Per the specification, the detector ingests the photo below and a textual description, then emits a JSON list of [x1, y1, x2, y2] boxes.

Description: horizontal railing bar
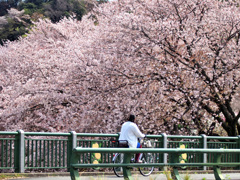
[[73, 148, 240, 154], [145, 135, 163, 138], [169, 141, 199, 143], [77, 139, 114, 142], [76, 133, 119, 137], [0, 138, 15, 140], [25, 138, 68, 141], [25, 167, 66, 169], [207, 136, 239, 140], [167, 135, 202, 139], [25, 132, 119, 137], [207, 142, 237, 144], [0, 167, 15, 169], [71, 162, 240, 168], [167, 135, 239, 140], [0, 132, 18, 135], [25, 132, 71, 136]]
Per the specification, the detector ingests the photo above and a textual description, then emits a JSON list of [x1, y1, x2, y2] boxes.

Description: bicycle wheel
[[113, 153, 124, 177], [139, 153, 154, 176]]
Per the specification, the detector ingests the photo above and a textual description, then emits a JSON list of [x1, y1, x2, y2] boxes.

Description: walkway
[[8, 172, 240, 180]]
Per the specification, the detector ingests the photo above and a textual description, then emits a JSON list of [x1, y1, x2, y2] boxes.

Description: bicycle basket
[[142, 140, 153, 148]]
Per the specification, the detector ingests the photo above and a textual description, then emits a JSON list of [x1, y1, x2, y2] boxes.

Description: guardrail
[[0, 130, 119, 172], [70, 148, 240, 180], [0, 130, 240, 173]]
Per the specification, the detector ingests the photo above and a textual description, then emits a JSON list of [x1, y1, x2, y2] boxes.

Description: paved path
[[8, 173, 240, 180]]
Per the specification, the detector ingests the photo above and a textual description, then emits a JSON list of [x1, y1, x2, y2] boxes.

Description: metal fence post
[[14, 130, 25, 173], [201, 134, 207, 170], [67, 131, 77, 171], [237, 135, 240, 170], [161, 133, 167, 171]]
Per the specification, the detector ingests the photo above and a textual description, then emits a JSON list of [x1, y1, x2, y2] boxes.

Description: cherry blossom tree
[[0, 0, 240, 136]]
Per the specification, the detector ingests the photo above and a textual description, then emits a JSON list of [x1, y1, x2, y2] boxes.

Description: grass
[[0, 174, 27, 180], [163, 168, 173, 180], [225, 174, 231, 180], [163, 167, 194, 180], [183, 172, 192, 180], [90, 176, 105, 180], [149, 176, 158, 180]]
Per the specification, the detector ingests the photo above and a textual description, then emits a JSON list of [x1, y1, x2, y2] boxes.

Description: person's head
[[128, 114, 135, 122]]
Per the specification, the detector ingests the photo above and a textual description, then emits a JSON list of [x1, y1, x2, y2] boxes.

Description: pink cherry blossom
[[0, 0, 240, 136]]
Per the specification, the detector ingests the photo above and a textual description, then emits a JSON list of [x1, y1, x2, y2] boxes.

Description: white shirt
[[119, 121, 145, 148]]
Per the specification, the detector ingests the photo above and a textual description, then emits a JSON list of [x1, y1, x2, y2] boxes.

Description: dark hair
[[128, 114, 135, 122]]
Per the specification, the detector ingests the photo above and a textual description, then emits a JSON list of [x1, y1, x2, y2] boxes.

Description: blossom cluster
[[0, 0, 240, 135]]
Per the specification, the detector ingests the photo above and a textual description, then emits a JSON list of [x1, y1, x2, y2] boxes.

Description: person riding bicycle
[[118, 114, 145, 162]]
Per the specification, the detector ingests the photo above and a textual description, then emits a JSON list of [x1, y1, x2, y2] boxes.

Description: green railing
[[70, 148, 240, 180], [0, 132, 17, 170], [0, 130, 240, 173]]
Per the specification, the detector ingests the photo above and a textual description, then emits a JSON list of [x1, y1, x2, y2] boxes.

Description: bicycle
[[112, 139, 154, 177]]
